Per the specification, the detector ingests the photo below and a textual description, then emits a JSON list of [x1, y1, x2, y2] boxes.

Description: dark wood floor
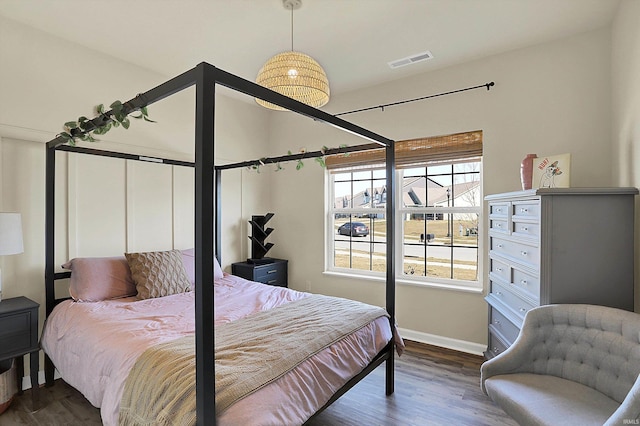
[[3, 341, 514, 425]]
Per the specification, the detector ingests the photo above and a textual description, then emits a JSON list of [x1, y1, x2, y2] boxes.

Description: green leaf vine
[[248, 144, 348, 173], [60, 100, 155, 146]]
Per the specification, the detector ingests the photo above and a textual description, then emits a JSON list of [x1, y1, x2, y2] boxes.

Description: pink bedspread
[[41, 274, 393, 426]]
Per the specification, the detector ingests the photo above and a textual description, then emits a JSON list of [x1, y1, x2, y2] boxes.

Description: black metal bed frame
[[44, 62, 396, 425]]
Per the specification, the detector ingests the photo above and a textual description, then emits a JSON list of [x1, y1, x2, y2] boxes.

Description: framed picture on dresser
[[531, 153, 571, 189]]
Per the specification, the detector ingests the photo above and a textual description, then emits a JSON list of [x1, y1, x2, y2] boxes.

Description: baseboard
[[20, 369, 61, 391], [398, 327, 486, 356]]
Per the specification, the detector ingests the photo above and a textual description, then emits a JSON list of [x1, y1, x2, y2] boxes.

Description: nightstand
[[232, 258, 288, 287], [0, 296, 39, 402]]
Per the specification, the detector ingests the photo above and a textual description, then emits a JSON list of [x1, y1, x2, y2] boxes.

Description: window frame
[[325, 160, 483, 292]]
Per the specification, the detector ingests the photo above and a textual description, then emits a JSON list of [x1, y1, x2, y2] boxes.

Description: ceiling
[[0, 0, 621, 98]]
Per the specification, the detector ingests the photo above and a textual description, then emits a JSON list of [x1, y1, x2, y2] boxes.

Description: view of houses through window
[[329, 159, 481, 287]]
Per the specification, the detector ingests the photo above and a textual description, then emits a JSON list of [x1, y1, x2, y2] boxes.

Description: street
[[334, 234, 478, 263]]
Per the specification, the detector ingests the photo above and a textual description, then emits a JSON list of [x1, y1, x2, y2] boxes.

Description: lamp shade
[[0, 213, 24, 256], [256, 51, 330, 110]]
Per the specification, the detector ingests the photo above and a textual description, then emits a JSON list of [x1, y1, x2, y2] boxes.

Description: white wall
[[267, 27, 614, 351], [612, 0, 640, 310]]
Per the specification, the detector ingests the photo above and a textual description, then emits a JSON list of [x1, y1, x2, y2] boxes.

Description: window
[[326, 131, 482, 290]]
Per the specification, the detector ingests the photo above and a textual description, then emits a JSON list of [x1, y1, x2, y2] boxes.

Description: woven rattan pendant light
[[256, 0, 330, 110]]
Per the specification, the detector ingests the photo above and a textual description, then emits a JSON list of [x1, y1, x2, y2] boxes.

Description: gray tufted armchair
[[481, 304, 640, 426]]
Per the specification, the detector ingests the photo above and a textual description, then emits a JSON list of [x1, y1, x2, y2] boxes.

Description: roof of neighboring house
[[334, 179, 480, 208], [405, 180, 480, 207]]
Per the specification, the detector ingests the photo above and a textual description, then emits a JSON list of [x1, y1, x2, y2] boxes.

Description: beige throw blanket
[[119, 294, 389, 425]]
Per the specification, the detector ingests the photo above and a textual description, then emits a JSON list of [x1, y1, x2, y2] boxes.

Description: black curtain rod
[[334, 81, 495, 117]]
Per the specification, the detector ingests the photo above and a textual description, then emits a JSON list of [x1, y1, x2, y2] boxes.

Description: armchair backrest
[[521, 304, 640, 404]]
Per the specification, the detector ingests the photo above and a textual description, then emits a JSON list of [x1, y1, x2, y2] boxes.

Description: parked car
[[337, 222, 370, 237]]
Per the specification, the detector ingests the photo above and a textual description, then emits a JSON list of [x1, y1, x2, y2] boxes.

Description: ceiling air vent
[[388, 50, 433, 69]]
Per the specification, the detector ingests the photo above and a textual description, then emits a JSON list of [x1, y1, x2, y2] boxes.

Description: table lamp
[[0, 213, 24, 302]]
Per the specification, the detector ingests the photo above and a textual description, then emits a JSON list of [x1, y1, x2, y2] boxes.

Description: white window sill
[[322, 270, 483, 294]]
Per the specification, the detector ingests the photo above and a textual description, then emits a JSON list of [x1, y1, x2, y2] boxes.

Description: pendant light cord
[[290, 5, 294, 51]]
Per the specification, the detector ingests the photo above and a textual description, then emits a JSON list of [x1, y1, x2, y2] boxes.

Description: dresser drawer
[[0, 311, 34, 359], [490, 237, 539, 269], [490, 218, 509, 234], [512, 201, 539, 220], [487, 330, 509, 358], [254, 263, 286, 286], [511, 221, 540, 240], [491, 281, 536, 321], [512, 267, 540, 302], [489, 307, 520, 345], [489, 202, 509, 217], [489, 257, 510, 282]]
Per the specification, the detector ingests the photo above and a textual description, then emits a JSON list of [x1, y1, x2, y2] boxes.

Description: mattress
[[41, 273, 393, 425]]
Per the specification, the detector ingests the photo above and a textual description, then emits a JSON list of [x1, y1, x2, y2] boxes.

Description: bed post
[[194, 63, 216, 426], [385, 141, 395, 395], [44, 144, 56, 387], [214, 168, 222, 266]]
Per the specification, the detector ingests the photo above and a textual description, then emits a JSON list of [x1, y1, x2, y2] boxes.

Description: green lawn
[[334, 216, 479, 281], [334, 250, 478, 281]]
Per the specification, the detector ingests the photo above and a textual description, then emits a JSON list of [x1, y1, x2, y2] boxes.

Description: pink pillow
[[181, 248, 224, 287], [62, 256, 137, 302]]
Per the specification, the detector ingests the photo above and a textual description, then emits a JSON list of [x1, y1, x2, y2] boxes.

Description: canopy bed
[[42, 63, 397, 425]]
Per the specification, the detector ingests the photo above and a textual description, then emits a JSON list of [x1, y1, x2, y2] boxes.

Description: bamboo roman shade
[[325, 130, 483, 170]]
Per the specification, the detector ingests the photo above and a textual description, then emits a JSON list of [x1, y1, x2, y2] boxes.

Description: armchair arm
[[480, 308, 550, 394], [605, 373, 640, 426]]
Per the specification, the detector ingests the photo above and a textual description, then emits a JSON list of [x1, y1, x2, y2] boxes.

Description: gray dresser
[[485, 187, 638, 359]]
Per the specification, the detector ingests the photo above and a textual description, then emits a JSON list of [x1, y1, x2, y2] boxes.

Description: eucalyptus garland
[[248, 144, 346, 173], [61, 102, 343, 174], [60, 100, 155, 146]]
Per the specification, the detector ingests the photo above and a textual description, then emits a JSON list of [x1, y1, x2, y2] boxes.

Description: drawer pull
[[521, 280, 528, 285], [519, 307, 527, 312], [496, 267, 503, 272], [494, 320, 500, 325], [497, 244, 503, 248], [520, 251, 528, 256], [496, 223, 501, 228], [267, 269, 277, 274], [493, 347, 500, 353], [267, 279, 277, 284], [495, 291, 502, 296], [522, 226, 528, 231], [496, 208, 502, 213], [521, 208, 528, 213]]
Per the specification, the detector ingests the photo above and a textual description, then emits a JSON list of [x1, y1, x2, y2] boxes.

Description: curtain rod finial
[[486, 82, 495, 90]]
